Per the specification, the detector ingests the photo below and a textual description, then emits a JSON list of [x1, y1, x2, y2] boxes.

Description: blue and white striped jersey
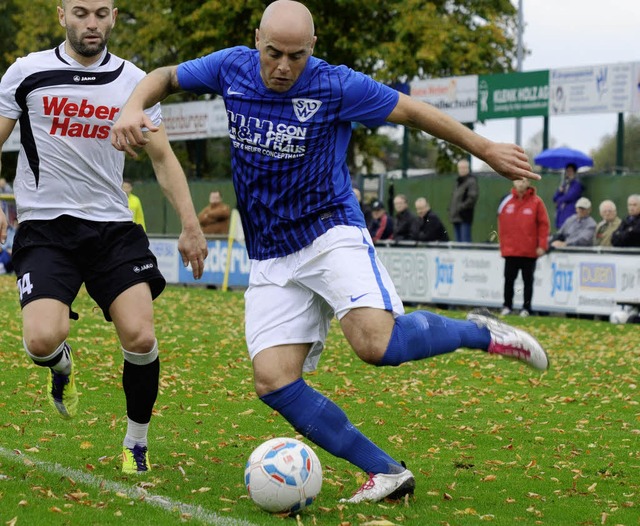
[[0, 43, 161, 223], [177, 46, 399, 260]]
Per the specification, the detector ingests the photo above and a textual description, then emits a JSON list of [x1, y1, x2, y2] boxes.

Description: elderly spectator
[[412, 197, 449, 242], [550, 197, 596, 248], [552, 163, 584, 229], [611, 194, 640, 248], [368, 199, 394, 242], [392, 194, 416, 241], [594, 200, 621, 247]]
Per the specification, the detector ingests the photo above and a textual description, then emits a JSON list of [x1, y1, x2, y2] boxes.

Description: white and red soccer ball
[[244, 437, 322, 513]]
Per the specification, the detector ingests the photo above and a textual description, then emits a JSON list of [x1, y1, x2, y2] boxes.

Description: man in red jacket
[[497, 179, 550, 317]]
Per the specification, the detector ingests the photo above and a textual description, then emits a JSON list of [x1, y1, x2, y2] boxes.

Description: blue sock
[[379, 311, 491, 366], [260, 378, 402, 474]]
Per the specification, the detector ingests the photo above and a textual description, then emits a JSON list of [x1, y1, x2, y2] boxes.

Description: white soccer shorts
[[245, 225, 404, 372]]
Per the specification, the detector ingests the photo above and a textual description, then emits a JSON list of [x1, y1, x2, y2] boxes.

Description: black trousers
[[503, 256, 537, 311]]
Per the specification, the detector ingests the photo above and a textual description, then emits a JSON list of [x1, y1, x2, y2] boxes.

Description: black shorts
[[12, 215, 166, 321]]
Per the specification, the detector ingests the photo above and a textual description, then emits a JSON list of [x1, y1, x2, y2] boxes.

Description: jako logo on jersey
[[292, 98, 322, 123], [43, 96, 120, 139], [72, 75, 96, 82], [133, 263, 154, 273]]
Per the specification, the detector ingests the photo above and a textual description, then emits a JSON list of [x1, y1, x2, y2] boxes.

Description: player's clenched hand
[[484, 143, 541, 181], [111, 110, 159, 158], [178, 226, 209, 280]]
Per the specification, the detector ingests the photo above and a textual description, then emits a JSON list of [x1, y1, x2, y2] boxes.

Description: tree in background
[[5, 0, 520, 178], [592, 114, 640, 173]]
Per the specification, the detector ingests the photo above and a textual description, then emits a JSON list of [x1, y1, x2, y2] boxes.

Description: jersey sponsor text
[[43, 96, 119, 139]]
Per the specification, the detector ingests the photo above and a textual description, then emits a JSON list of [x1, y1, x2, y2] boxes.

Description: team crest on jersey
[[292, 98, 322, 123]]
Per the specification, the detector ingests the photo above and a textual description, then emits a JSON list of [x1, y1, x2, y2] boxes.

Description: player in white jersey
[[0, 0, 208, 473]]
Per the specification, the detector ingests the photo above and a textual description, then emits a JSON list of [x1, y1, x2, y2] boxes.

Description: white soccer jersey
[[0, 43, 161, 222]]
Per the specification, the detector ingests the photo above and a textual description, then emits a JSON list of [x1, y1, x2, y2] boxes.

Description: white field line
[[0, 446, 258, 526]]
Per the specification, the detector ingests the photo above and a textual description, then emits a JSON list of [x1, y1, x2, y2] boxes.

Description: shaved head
[[255, 0, 316, 92], [260, 1, 315, 40]]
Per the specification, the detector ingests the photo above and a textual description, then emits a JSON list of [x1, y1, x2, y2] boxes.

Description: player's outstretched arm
[[112, 66, 180, 158], [143, 123, 208, 279], [387, 93, 540, 181]]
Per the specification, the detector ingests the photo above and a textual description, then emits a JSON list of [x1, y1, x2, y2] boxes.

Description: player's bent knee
[[23, 330, 69, 358], [352, 342, 387, 365], [121, 331, 157, 355]]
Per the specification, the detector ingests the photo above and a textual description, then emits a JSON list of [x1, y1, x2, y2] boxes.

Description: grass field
[[0, 273, 638, 526]]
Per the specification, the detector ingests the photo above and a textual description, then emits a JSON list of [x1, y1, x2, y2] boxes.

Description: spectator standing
[[0, 0, 207, 474], [448, 159, 479, 242], [122, 179, 146, 231], [594, 200, 621, 247], [552, 163, 584, 229], [412, 197, 449, 242], [392, 194, 415, 241], [550, 197, 596, 248], [368, 199, 394, 242], [198, 190, 231, 235], [611, 194, 640, 248], [497, 179, 550, 317], [112, 0, 549, 503]]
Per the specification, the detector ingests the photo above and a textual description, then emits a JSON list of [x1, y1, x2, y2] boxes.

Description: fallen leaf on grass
[[192, 487, 211, 493]]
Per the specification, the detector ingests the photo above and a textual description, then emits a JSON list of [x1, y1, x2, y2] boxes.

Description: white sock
[[24, 340, 72, 375], [123, 418, 149, 449]]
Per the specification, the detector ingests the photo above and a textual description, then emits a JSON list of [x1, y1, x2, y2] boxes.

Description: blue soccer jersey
[[177, 46, 399, 260]]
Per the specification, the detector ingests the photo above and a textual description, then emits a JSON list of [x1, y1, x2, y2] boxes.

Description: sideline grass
[[0, 274, 638, 525]]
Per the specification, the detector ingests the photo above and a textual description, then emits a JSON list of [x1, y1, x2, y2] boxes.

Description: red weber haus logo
[[43, 96, 119, 139]]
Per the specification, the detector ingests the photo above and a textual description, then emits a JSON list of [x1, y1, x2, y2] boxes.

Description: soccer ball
[[244, 437, 322, 513], [610, 305, 638, 324]]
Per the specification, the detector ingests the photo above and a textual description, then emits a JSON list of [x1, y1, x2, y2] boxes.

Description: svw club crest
[[292, 98, 322, 122]]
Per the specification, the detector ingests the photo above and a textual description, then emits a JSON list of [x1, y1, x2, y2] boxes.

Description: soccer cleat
[[46, 349, 78, 419], [467, 308, 549, 370], [499, 307, 512, 316], [122, 444, 151, 474], [340, 467, 415, 504], [519, 309, 530, 318]]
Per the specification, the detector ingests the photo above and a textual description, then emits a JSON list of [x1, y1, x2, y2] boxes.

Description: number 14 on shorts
[[17, 272, 34, 300]]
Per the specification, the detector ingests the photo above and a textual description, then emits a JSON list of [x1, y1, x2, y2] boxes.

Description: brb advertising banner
[[152, 237, 640, 315], [376, 246, 640, 316]]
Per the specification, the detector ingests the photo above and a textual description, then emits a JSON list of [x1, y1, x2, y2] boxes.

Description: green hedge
[[135, 172, 639, 238]]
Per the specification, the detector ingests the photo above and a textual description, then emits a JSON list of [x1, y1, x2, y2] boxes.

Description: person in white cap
[[550, 196, 597, 248]]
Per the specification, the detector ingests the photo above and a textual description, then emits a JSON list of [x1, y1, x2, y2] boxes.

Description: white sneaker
[[519, 309, 530, 318], [467, 309, 549, 370], [340, 468, 415, 503], [500, 307, 512, 316]]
